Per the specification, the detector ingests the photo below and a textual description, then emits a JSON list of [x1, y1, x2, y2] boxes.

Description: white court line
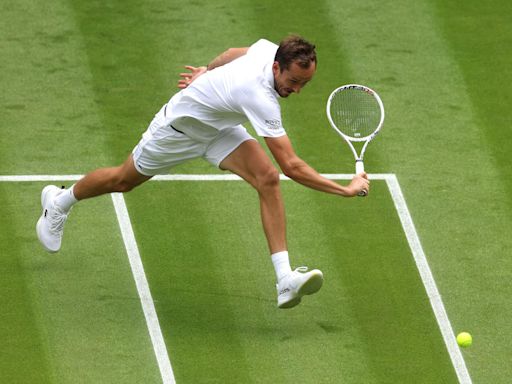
[[2, 173, 471, 383], [0, 174, 84, 182], [111, 193, 176, 384], [0, 173, 390, 182]]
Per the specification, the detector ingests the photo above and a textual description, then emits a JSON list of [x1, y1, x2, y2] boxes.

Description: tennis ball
[[456, 332, 472, 348]]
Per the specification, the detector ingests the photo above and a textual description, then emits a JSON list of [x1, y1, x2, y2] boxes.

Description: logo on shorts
[[265, 119, 282, 130]]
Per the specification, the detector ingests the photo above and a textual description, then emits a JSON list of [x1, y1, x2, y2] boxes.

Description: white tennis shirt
[[164, 39, 286, 139]]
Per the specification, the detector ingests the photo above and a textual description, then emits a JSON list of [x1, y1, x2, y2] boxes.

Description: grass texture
[[1, 0, 511, 382]]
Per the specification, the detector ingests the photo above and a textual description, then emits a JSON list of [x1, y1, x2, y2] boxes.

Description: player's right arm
[[178, 47, 249, 89], [265, 135, 369, 197]]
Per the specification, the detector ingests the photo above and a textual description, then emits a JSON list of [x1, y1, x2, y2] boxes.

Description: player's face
[[273, 61, 316, 98]]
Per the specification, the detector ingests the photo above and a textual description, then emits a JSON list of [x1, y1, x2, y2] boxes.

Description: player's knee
[[255, 166, 280, 192], [115, 179, 136, 193]]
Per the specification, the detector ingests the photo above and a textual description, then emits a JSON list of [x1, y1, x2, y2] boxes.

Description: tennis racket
[[326, 84, 384, 196]]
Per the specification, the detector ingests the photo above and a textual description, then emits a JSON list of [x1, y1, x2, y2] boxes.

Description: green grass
[[127, 180, 456, 383], [0, 184, 160, 383], [1, 0, 512, 382]]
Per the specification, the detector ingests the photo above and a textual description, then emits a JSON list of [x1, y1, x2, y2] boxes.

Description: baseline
[[0, 173, 390, 182]]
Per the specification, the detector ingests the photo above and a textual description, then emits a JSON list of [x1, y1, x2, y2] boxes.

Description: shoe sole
[[298, 270, 324, 296], [278, 270, 324, 309]]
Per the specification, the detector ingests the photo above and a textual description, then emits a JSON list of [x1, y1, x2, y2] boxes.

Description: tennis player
[[37, 35, 369, 309]]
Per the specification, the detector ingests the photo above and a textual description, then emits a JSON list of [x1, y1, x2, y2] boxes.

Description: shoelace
[[49, 206, 68, 234]]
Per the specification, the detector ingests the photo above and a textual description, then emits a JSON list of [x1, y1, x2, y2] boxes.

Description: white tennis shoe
[[277, 267, 324, 309], [36, 185, 68, 253]]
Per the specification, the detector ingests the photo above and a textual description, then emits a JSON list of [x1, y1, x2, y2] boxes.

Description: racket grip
[[355, 160, 367, 197], [355, 160, 365, 175]]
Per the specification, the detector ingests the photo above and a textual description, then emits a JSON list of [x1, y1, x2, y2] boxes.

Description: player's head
[[275, 35, 317, 71], [273, 35, 317, 98]]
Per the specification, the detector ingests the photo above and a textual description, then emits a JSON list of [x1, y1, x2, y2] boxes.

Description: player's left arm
[[264, 135, 369, 197], [178, 47, 249, 89], [207, 47, 249, 70]]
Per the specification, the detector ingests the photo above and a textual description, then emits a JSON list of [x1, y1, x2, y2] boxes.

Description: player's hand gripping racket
[[326, 84, 384, 196]]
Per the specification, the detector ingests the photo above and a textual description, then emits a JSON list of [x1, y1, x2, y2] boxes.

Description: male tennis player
[[36, 35, 369, 309]]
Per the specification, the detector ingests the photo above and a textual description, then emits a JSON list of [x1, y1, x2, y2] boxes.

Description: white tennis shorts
[[132, 115, 255, 176]]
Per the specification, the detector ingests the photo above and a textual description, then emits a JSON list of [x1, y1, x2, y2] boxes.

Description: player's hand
[[178, 65, 207, 89], [347, 172, 370, 197]]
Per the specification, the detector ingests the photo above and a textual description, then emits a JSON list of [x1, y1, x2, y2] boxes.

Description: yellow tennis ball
[[457, 332, 472, 348]]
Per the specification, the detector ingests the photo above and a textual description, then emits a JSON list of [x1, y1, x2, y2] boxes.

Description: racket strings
[[330, 89, 381, 139]]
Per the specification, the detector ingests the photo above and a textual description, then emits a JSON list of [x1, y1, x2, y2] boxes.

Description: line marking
[[386, 175, 472, 384], [111, 193, 176, 384], [3, 173, 471, 383], [0, 173, 390, 182], [0, 174, 84, 182]]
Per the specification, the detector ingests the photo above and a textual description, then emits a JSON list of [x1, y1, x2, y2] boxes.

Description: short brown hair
[[274, 35, 317, 72]]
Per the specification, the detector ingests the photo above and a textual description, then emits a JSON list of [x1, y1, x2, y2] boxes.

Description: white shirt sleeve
[[241, 91, 286, 137]]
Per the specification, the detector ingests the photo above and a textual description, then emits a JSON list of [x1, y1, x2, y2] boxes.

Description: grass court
[[1, 0, 511, 383]]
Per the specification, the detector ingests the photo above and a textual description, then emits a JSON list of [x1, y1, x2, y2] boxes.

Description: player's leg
[[36, 154, 151, 253], [73, 154, 151, 200], [219, 139, 287, 254], [36, 112, 206, 253], [216, 132, 323, 309]]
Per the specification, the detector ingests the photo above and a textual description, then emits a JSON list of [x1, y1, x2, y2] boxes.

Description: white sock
[[271, 251, 292, 282], [55, 184, 78, 212]]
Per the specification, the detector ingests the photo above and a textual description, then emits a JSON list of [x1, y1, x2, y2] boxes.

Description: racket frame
[[326, 84, 385, 174]]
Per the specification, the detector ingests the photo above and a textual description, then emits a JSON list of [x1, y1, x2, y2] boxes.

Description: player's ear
[[272, 61, 281, 75]]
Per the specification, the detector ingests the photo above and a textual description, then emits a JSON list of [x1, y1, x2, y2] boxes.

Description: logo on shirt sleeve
[[265, 119, 282, 130]]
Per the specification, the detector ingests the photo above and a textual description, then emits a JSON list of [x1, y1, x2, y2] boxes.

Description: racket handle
[[355, 160, 365, 175], [355, 160, 367, 197]]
